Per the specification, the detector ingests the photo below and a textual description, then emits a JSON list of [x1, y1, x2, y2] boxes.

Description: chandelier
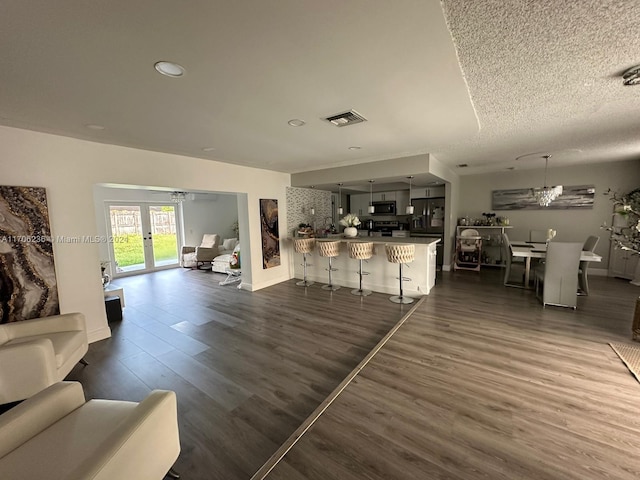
[[533, 155, 562, 207], [169, 191, 187, 203]]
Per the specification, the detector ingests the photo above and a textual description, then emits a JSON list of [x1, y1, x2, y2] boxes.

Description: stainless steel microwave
[[371, 201, 396, 215]]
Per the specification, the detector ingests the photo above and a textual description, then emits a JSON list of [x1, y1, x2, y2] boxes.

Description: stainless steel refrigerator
[[410, 198, 445, 267]]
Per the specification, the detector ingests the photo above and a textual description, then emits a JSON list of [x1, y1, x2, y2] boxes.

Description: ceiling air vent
[[324, 110, 367, 127], [456, 163, 468, 168]]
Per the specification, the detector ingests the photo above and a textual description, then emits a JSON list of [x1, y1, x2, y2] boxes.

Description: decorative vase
[[101, 268, 110, 288], [344, 226, 358, 237]]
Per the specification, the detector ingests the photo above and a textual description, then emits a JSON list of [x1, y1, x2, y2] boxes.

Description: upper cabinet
[[395, 190, 410, 213], [372, 192, 396, 202], [413, 185, 445, 199], [349, 193, 368, 216]]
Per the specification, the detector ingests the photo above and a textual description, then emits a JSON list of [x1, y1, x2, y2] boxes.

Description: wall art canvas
[[260, 199, 280, 269], [492, 185, 596, 210], [0, 186, 59, 323]]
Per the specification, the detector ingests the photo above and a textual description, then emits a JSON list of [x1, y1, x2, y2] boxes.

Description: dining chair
[[534, 242, 583, 309], [578, 235, 600, 295], [501, 233, 526, 287], [529, 229, 556, 243]]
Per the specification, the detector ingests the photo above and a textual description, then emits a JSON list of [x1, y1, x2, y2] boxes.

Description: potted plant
[[339, 213, 361, 237], [603, 188, 640, 339]]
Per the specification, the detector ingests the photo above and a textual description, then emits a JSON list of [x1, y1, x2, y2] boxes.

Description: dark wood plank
[[68, 267, 407, 479], [265, 270, 640, 480]]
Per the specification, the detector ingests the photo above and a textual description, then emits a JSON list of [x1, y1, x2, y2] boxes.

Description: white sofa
[[212, 238, 239, 273], [0, 382, 180, 480], [0, 312, 88, 404]]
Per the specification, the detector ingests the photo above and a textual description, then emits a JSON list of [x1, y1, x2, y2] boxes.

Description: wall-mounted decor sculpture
[[0, 186, 59, 323]]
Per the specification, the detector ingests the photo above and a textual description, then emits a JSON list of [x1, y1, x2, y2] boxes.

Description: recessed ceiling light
[[287, 119, 305, 127], [85, 124, 105, 130], [348, 146, 362, 150], [202, 147, 216, 152], [154, 61, 185, 78]]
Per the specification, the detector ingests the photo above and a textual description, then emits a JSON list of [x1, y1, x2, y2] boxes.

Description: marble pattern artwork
[[0, 186, 59, 324], [286, 187, 332, 235], [260, 199, 280, 269]]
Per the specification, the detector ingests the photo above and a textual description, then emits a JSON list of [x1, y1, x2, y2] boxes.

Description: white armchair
[[0, 312, 88, 404], [0, 382, 181, 479], [180, 234, 220, 269]]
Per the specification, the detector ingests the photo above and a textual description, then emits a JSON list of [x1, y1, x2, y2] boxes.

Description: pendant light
[[337, 183, 343, 215], [406, 176, 415, 214], [368, 180, 375, 214], [533, 155, 563, 207]]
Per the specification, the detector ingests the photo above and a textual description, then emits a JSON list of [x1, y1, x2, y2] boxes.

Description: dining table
[[509, 242, 602, 288]]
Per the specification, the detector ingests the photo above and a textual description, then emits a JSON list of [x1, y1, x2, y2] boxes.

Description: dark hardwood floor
[[68, 267, 412, 479], [68, 267, 640, 479], [263, 269, 640, 480]]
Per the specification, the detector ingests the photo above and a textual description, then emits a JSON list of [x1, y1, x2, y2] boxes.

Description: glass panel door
[[149, 205, 179, 267], [108, 205, 146, 273], [107, 203, 181, 276]]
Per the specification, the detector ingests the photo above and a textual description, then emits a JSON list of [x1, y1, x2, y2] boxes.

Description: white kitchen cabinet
[[609, 245, 639, 279], [413, 185, 445, 199], [372, 191, 396, 202], [395, 190, 410, 213], [348, 193, 369, 217]]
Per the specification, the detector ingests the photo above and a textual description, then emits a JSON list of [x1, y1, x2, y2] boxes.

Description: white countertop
[[310, 236, 440, 245]]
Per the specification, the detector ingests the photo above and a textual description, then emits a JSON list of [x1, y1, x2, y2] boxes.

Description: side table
[[103, 284, 125, 308]]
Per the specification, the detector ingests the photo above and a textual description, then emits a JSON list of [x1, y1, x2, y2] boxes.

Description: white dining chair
[[529, 229, 556, 243], [534, 242, 583, 309], [501, 232, 526, 287], [578, 235, 600, 295]]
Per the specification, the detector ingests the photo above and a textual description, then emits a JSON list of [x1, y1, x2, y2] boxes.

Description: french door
[[106, 203, 181, 276]]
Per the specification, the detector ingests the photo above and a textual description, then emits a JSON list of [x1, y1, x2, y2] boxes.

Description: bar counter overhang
[[289, 236, 440, 296]]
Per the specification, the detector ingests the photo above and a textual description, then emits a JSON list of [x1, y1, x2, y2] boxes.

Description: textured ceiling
[[439, 0, 640, 174], [0, 1, 639, 177]]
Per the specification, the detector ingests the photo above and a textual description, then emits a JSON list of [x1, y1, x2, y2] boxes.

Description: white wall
[[458, 159, 640, 271], [0, 125, 291, 343], [181, 194, 238, 246]]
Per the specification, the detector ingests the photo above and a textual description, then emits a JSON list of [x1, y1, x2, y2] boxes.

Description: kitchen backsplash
[[286, 186, 331, 234]]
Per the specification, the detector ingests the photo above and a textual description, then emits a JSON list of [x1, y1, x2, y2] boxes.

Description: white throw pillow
[[222, 238, 238, 251]]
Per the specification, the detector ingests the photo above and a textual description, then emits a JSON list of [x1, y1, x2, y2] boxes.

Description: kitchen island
[[290, 236, 439, 296]]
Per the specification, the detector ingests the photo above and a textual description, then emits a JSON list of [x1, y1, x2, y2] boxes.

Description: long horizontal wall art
[[492, 185, 596, 210]]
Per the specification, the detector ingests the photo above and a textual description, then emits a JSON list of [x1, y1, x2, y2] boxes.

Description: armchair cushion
[[221, 237, 239, 252], [0, 313, 88, 404], [0, 382, 180, 480], [181, 234, 221, 268]]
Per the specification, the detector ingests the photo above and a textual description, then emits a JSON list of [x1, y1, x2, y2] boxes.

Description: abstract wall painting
[[260, 199, 280, 269], [0, 186, 59, 324], [492, 185, 596, 210]]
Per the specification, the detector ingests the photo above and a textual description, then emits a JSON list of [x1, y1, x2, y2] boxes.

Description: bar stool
[[348, 241, 374, 296], [385, 243, 415, 304], [317, 240, 341, 291], [293, 238, 315, 287]]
